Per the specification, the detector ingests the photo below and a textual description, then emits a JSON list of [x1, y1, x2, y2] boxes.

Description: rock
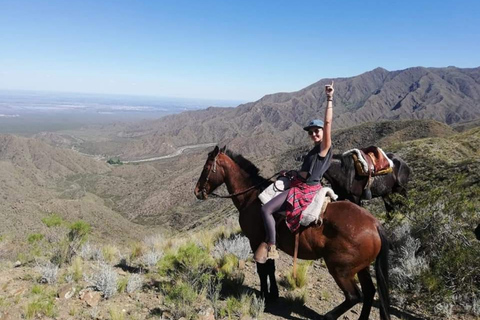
[[238, 259, 246, 270], [81, 291, 102, 307], [58, 284, 76, 300], [198, 307, 215, 320], [13, 261, 21, 268]]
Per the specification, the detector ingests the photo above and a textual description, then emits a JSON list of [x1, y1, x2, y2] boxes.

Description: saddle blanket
[[258, 179, 338, 227], [343, 147, 394, 175]]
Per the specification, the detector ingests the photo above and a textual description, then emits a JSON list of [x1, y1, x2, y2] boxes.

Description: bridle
[[199, 152, 282, 199], [199, 153, 218, 197]]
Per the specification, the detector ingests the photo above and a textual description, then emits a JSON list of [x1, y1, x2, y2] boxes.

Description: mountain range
[[43, 66, 480, 160]]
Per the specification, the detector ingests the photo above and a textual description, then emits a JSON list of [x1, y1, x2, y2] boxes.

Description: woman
[[261, 81, 334, 259]]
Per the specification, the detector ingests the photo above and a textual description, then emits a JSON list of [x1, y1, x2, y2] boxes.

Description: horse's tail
[[375, 225, 391, 320]]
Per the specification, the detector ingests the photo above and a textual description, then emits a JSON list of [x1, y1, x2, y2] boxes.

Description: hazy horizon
[[0, 89, 244, 135]]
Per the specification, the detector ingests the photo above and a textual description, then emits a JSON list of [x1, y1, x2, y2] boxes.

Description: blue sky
[[0, 0, 479, 101]]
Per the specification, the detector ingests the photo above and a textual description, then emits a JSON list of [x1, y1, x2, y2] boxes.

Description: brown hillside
[[0, 134, 148, 247], [53, 66, 480, 160]]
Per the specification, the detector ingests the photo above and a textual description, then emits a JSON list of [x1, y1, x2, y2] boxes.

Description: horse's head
[[194, 145, 227, 200]]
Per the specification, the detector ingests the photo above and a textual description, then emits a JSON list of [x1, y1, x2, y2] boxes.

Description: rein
[[210, 171, 282, 199], [200, 153, 283, 199]]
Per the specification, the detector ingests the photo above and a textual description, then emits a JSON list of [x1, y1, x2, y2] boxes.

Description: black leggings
[[261, 190, 289, 245]]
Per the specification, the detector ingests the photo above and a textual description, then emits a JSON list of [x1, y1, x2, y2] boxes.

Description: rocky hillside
[[0, 119, 461, 246], [0, 134, 148, 249], [49, 66, 480, 159]]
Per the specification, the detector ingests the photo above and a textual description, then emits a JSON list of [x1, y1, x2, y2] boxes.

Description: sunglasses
[[308, 128, 322, 136]]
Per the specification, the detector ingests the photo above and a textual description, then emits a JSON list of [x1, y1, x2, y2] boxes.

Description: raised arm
[[320, 81, 334, 156]]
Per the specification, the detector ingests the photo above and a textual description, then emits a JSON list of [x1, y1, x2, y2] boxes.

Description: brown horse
[[194, 146, 391, 320], [323, 153, 411, 218]]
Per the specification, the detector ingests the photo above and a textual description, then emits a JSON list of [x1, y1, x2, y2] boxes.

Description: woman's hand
[[325, 81, 334, 99]]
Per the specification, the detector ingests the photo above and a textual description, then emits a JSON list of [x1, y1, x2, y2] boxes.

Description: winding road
[[122, 142, 217, 163]]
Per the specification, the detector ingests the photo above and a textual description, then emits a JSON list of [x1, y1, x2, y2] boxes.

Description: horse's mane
[[224, 149, 268, 185]]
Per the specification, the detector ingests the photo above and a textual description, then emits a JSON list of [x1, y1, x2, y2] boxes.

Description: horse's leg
[[266, 259, 279, 302], [324, 272, 362, 320], [357, 267, 375, 320], [256, 262, 269, 301], [382, 195, 394, 220]]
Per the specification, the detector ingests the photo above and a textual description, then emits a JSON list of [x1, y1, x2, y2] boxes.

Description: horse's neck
[[222, 159, 258, 210], [325, 159, 349, 187]]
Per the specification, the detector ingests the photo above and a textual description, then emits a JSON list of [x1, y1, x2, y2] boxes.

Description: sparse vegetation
[[126, 273, 143, 293], [86, 262, 118, 299], [36, 261, 59, 284], [41, 213, 63, 228], [25, 285, 57, 319], [27, 233, 44, 244], [380, 129, 480, 317], [212, 233, 251, 261], [107, 157, 123, 165], [280, 260, 312, 290]]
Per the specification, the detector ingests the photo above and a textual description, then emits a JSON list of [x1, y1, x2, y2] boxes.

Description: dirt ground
[[0, 252, 429, 320]]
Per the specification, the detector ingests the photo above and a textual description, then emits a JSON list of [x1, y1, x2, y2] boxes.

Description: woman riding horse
[[194, 81, 391, 319], [261, 81, 334, 259]]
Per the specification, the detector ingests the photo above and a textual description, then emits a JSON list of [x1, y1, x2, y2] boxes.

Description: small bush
[[212, 234, 251, 261], [41, 213, 63, 228], [117, 276, 128, 293], [280, 261, 312, 290], [25, 286, 56, 319], [102, 245, 119, 264], [218, 254, 239, 275], [165, 281, 197, 319], [129, 241, 145, 261], [68, 221, 91, 243], [126, 273, 143, 293], [27, 233, 44, 244], [107, 158, 123, 165], [141, 250, 163, 268], [86, 263, 118, 299], [36, 261, 59, 284], [71, 256, 83, 282]]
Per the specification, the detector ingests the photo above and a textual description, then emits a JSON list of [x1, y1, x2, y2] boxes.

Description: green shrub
[[384, 156, 480, 316], [117, 276, 128, 293], [109, 308, 125, 320], [218, 254, 239, 275], [27, 233, 44, 244], [280, 261, 312, 290], [41, 213, 63, 227], [68, 221, 91, 243], [164, 281, 197, 319], [25, 286, 56, 319], [107, 158, 123, 165]]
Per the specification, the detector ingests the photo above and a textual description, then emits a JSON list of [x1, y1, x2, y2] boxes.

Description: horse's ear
[[220, 145, 227, 153], [212, 146, 219, 156]]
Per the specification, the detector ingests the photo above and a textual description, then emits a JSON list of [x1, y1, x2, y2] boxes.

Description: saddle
[[343, 146, 394, 200], [345, 146, 393, 177]]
